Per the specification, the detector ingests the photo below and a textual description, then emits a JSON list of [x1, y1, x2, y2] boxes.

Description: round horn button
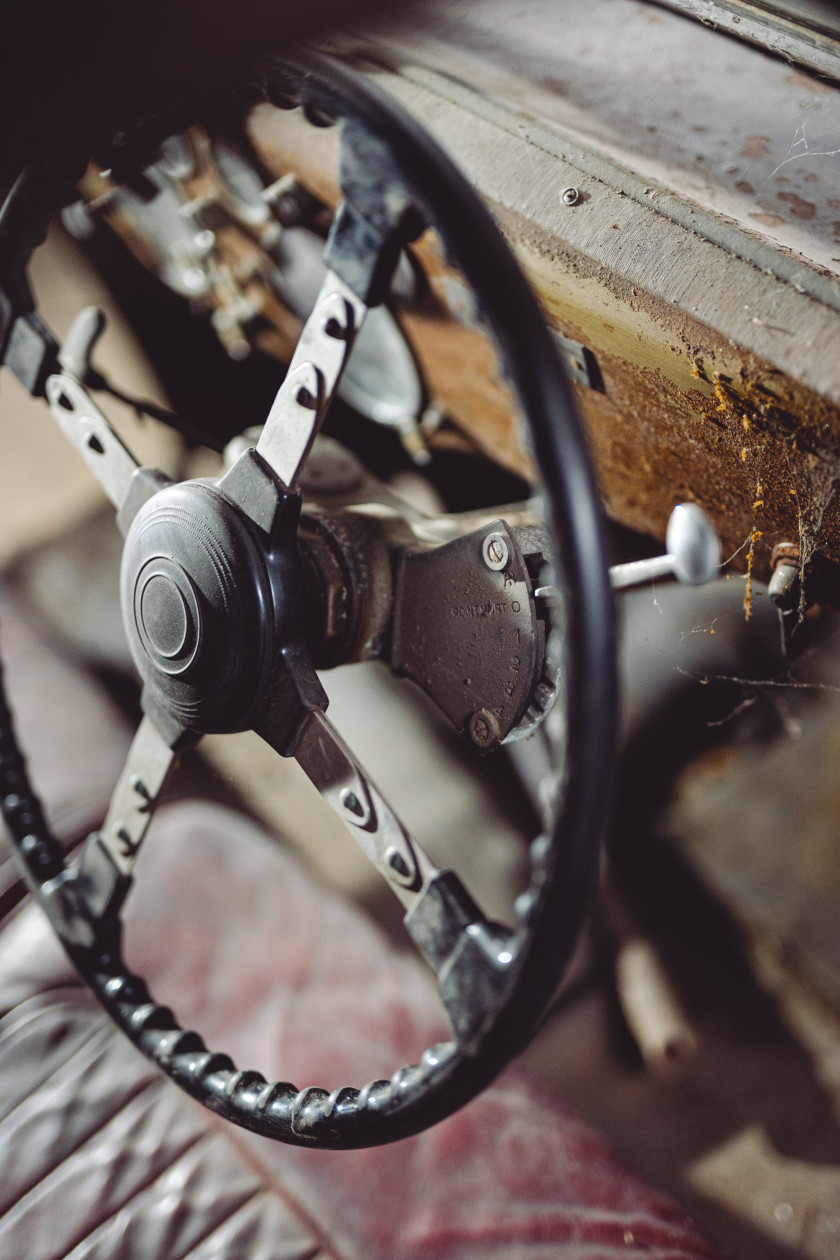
[[140, 576, 189, 658], [133, 558, 202, 677]]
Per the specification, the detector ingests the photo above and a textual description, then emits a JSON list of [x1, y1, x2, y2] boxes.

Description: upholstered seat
[[0, 584, 719, 1258]]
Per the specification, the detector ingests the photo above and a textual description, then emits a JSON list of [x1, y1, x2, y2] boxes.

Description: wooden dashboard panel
[[249, 0, 840, 588]]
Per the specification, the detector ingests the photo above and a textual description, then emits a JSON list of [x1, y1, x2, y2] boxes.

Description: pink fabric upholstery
[[0, 584, 720, 1257], [0, 802, 721, 1259]]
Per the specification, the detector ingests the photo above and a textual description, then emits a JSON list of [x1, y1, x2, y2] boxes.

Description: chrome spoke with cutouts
[[257, 705, 437, 909], [45, 305, 170, 519], [46, 370, 140, 512], [255, 272, 368, 490], [95, 715, 178, 877], [71, 714, 181, 923]]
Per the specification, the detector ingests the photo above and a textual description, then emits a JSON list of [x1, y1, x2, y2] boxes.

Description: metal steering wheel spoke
[[0, 51, 619, 1149], [256, 704, 439, 910], [256, 702, 509, 1044], [46, 369, 140, 511], [45, 306, 171, 521], [255, 270, 368, 491], [70, 714, 181, 925], [95, 714, 180, 878]]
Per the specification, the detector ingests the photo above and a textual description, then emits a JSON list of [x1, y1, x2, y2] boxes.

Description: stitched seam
[[0, 1005, 342, 1259], [168, 1187, 263, 1260], [0, 1075, 164, 1226], [194, 1102, 350, 1260], [176, 1186, 320, 1260], [0, 984, 100, 1029], [58, 1130, 215, 1260], [0, 992, 99, 1054], [0, 1017, 113, 1126], [181, 1188, 326, 1260]]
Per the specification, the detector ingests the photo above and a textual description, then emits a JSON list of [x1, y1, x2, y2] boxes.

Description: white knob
[[665, 503, 721, 585]]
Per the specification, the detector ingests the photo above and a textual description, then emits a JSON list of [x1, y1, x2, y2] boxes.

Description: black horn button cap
[[134, 560, 201, 676], [120, 480, 273, 734]]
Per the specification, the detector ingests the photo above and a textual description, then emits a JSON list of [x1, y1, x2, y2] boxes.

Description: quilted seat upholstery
[[0, 804, 722, 1259], [0, 583, 721, 1258]]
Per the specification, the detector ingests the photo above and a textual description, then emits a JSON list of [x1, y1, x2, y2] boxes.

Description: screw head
[[482, 532, 510, 571], [193, 229, 215, 256], [273, 193, 294, 221], [469, 708, 501, 749], [561, 186, 581, 206]]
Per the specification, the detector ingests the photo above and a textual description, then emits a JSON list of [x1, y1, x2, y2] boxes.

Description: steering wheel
[[0, 52, 618, 1148]]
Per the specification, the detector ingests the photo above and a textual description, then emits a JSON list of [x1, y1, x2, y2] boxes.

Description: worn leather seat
[[0, 583, 720, 1258]]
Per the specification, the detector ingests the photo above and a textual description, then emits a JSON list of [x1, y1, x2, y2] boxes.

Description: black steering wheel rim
[[0, 50, 618, 1148]]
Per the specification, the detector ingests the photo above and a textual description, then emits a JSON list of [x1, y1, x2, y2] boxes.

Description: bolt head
[[193, 229, 215, 256], [561, 187, 581, 206], [469, 708, 501, 749], [482, 532, 510, 571]]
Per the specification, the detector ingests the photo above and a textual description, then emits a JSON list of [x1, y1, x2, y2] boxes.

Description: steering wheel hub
[[0, 51, 617, 1151], [120, 478, 282, 733]]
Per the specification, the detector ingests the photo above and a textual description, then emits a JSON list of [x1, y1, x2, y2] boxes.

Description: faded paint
[[247, 50, 840, 591], [777, 192, 817, 221], [372, 0, 840, 277]]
